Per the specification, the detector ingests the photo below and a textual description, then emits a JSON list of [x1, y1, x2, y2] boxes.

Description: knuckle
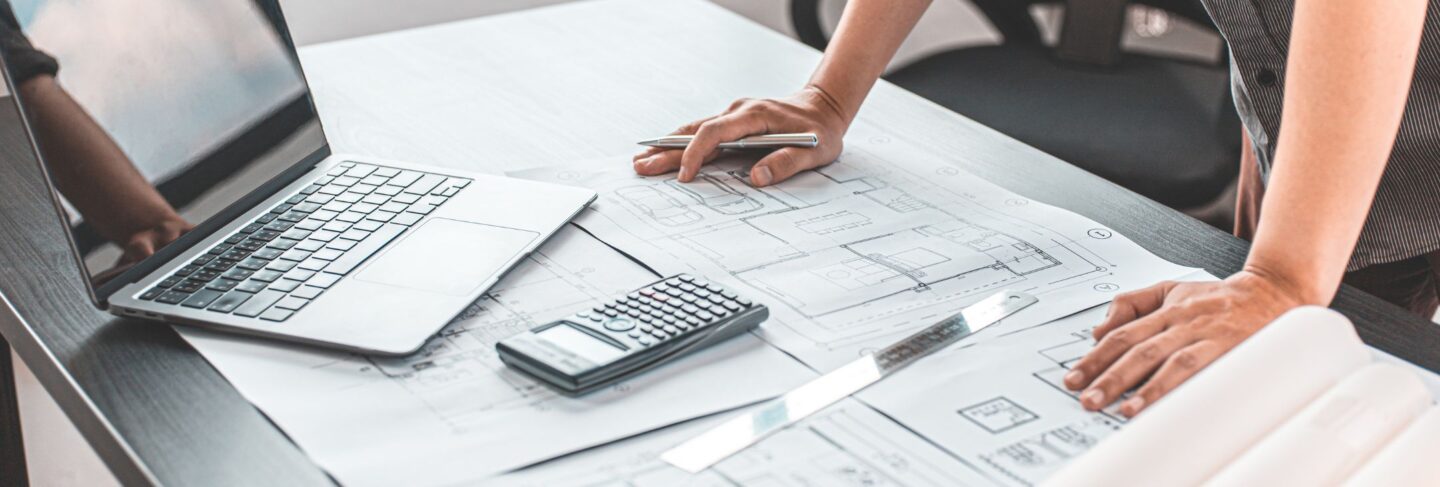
[[1106, 329, 1134, 348], [1172, 349, 1203, 370], [1133, 342, 1163, 362], [727, 98, 752, 111]]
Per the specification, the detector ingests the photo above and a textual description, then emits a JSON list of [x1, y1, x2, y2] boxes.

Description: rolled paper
[[1204, 363, 1429, 486], [1042, 306, 1370, 487], [1339, 405, 1440, 486]]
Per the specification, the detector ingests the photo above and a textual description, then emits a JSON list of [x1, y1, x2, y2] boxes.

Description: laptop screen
[[0, 0, 329, 303]]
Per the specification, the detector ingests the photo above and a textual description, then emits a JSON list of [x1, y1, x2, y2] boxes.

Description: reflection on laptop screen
[[0, 0, 326, 290]]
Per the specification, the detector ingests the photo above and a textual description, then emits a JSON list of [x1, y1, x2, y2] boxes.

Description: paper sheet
[[513, 122, 1198, 371], [1205, 363, 1430, 486], [491, 398, 997, 486], [1343, 405, 1440, 486], [1041, 306, 1374, 487], [177, 226, 816, 486]]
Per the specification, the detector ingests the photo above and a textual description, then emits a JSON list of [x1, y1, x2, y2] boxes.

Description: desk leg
[[0, 338, 28, 486]]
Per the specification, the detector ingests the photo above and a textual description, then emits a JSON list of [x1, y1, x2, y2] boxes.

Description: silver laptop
[[0, 1, 594, 355]]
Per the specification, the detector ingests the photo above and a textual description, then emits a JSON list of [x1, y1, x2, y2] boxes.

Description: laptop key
[[291, 286, 323, 300], [234, 290, 286, 317], [353, 219, 383, 232], [157, 276, 182, 288], [321, 220, 350, 232], [274, 297, 309, 311], [350, 202, 379, 214], [207, 279, 240, 292], [325, 239, 357, 251], [280, 249, 313, 262], [375, 185, 404, 196], [332, 175, 360, 186], [253, 248, 283, 260], [281, 229, 313, 241], [240, 223, 263, 234], [236, 258, 269, 271], [269, 279, 303, 293], [257, 214, 278, 224], [223, 234, 246, 245], [360, 174, 388, 186], [312, 249, 343, 261], [173, 280, 206, 293], [308, 273, 341, 289], [390, 171, 422, 187], [236, 280, 268, 294], [366, 211, 397, 223], [251, 270, 284, 283], [404, 174, 445, 195], [181, 289, 224, 309], [325, 223, 404, 275], [265, 259, 298, 272], [139, 287, 165, 301], [298, 258, 329, 271], [156, 290, 192, 305], [335, 192, 364, 204], [362, 193, 390, 205], [270, 204, 293, 214], [294, 240, 325, 252], [295, 219, 324, 231], [206, 291, 253, 313], [222, 268, 254, 281], [345, 164, 377, 178], [258, 307, 295, 322], [391, 212, 422, 226], [264, 220, 293, 232], [373, 167, 400, 178], [268, 238, 299, 250]]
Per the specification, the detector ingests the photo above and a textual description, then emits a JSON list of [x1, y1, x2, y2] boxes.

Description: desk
[[2, 0, 1437, 484]]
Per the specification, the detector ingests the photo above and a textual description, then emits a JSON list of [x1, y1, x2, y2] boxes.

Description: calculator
[[496, 274, 768, 395]]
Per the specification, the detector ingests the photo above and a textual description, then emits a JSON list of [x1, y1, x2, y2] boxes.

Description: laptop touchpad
[[355, 218, 537, 296]]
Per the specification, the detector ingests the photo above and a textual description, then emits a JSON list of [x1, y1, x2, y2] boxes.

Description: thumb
[[750, 148, 825, 187]]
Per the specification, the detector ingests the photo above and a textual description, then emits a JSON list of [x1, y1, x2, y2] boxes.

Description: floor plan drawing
[[176, 226, 817, 486], [492, 399, 1000, 486], [516, 124, 1195, 369]]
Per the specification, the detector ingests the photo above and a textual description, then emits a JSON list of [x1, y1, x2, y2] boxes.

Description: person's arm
[[1064, 0, 1428, 416], [19, 75, 191, 265], [634, 0, 931, 186]]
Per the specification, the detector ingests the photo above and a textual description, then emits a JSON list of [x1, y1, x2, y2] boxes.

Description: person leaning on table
[[635, 0, 1435, 416]]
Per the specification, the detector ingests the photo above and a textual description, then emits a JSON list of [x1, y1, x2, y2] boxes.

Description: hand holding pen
[[632, 87, 851, 187]]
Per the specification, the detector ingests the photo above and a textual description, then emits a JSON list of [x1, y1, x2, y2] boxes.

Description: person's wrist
[[1239, 261, 1331, 307], [802, 83, 856, 126]]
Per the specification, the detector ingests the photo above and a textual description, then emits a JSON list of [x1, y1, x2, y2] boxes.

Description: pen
[[637, 133, 819, 150]]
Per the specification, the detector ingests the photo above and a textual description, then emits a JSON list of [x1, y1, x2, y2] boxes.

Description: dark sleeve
[[0, 2, 57, 83]]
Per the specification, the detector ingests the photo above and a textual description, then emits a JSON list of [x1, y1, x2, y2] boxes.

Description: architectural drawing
[[492, 399, 998, 486], [517, 123, 1195, 369], [177, 226, 816, 486]]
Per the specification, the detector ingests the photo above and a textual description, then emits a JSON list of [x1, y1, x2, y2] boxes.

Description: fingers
[[1080, 328, 1197, 412], [679, 113, 768, 182], [1094, 281, 1176, 340], [1118, 341, 1226, 416], [1064, 312, 1168, 393], [750, 147, 825, 186], [633, 148, 680, 176]]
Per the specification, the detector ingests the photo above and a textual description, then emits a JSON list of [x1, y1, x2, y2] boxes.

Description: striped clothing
[[1202, 0, 1440, 271]]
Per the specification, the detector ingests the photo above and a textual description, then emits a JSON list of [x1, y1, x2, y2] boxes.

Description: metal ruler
[[661, 290, 1039, 473]]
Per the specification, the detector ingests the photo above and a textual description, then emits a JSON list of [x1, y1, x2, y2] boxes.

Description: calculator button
[[707, 294, 726, 305], [665, 278, 682, 286], [649, 310, 665, 320], [650, 329, 668, 339], [685, 316, 702, 327], [588, 315, 603, 323], [625, 299, 642, 308], [627, 292, 640, 300], [654, 284, 670, 293], [593, 306, 607, 314], [660, 304, 677, 314], [737, 297, 752, 307], [721, 290, 738, 300], [604, 318, 635, 332], [679, 275, 695, 283], [705, 283, 723, 293], [637, 337, 651, 346], [679, 283, 697, 292], [665, 288, 685, 298], [616, 305, 631, 313], [697, 310, 715, 321], [638, 296, 655, 306], [626, 310, 641, 318], [650, 293, 670, 303], [680, 294, 698, 303], [694, 289, 711, 299], [723, 302, 742, 312], [661, 315, 677, 324], [682, 304, 700, 314], [692, 278, 710, 288], [639, 289, 656, 298], [603, 309, 619, 318], [628, 331, 642, 339], [639, 305, 654, 314], [638, 315, 654, 323], [639, 324, 655, 333], [710, 305, 729, 316], [663, 325, 681, 335]]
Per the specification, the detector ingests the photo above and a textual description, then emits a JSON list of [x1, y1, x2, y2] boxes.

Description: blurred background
[[12, 1, 1230, 484]]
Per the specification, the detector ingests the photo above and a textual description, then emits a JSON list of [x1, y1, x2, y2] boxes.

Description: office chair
[[791, 0, 1241, 211]]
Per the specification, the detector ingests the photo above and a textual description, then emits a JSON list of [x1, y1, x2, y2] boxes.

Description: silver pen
[[637, 133, 819, 150]]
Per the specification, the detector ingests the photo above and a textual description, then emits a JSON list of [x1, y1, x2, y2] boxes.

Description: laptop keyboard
[[136, 162, 470, 322]]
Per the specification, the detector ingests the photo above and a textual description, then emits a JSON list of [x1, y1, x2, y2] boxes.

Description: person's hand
[[633, 85, 850, 187], [1062, 270, 1311, 417], [116, 216, 194, 266]]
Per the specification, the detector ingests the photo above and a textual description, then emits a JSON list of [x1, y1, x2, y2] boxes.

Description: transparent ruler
[[661, 290, 1039, 472]]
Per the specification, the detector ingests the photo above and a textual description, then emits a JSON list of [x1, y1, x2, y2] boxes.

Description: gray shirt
[[1202, 0, 1440, 270]]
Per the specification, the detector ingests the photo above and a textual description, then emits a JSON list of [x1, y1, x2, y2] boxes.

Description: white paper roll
[[1340, 405, 1440, 486], [1042, 306, 1370, 487], [1204, 363, 1429, 486]]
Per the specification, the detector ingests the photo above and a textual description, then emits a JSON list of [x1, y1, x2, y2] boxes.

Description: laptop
[[0, 1, 594, 355]]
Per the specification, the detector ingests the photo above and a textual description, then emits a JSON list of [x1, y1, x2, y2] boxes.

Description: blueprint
[[491, 398, 998, 486], [515, 124, 1196, 370], [177, 226, 817, 486]]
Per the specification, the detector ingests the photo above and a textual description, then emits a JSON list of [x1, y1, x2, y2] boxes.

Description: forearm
[[808, 0, 931, 122], [19, 75, 182, 242], [1247, 0, 1427, 304]]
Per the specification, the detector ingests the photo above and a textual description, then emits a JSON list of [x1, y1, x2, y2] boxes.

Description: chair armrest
[[790, 0, 829, 50]]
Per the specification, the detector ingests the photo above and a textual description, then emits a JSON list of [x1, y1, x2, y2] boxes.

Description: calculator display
[[535, 323, 626, 364]]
